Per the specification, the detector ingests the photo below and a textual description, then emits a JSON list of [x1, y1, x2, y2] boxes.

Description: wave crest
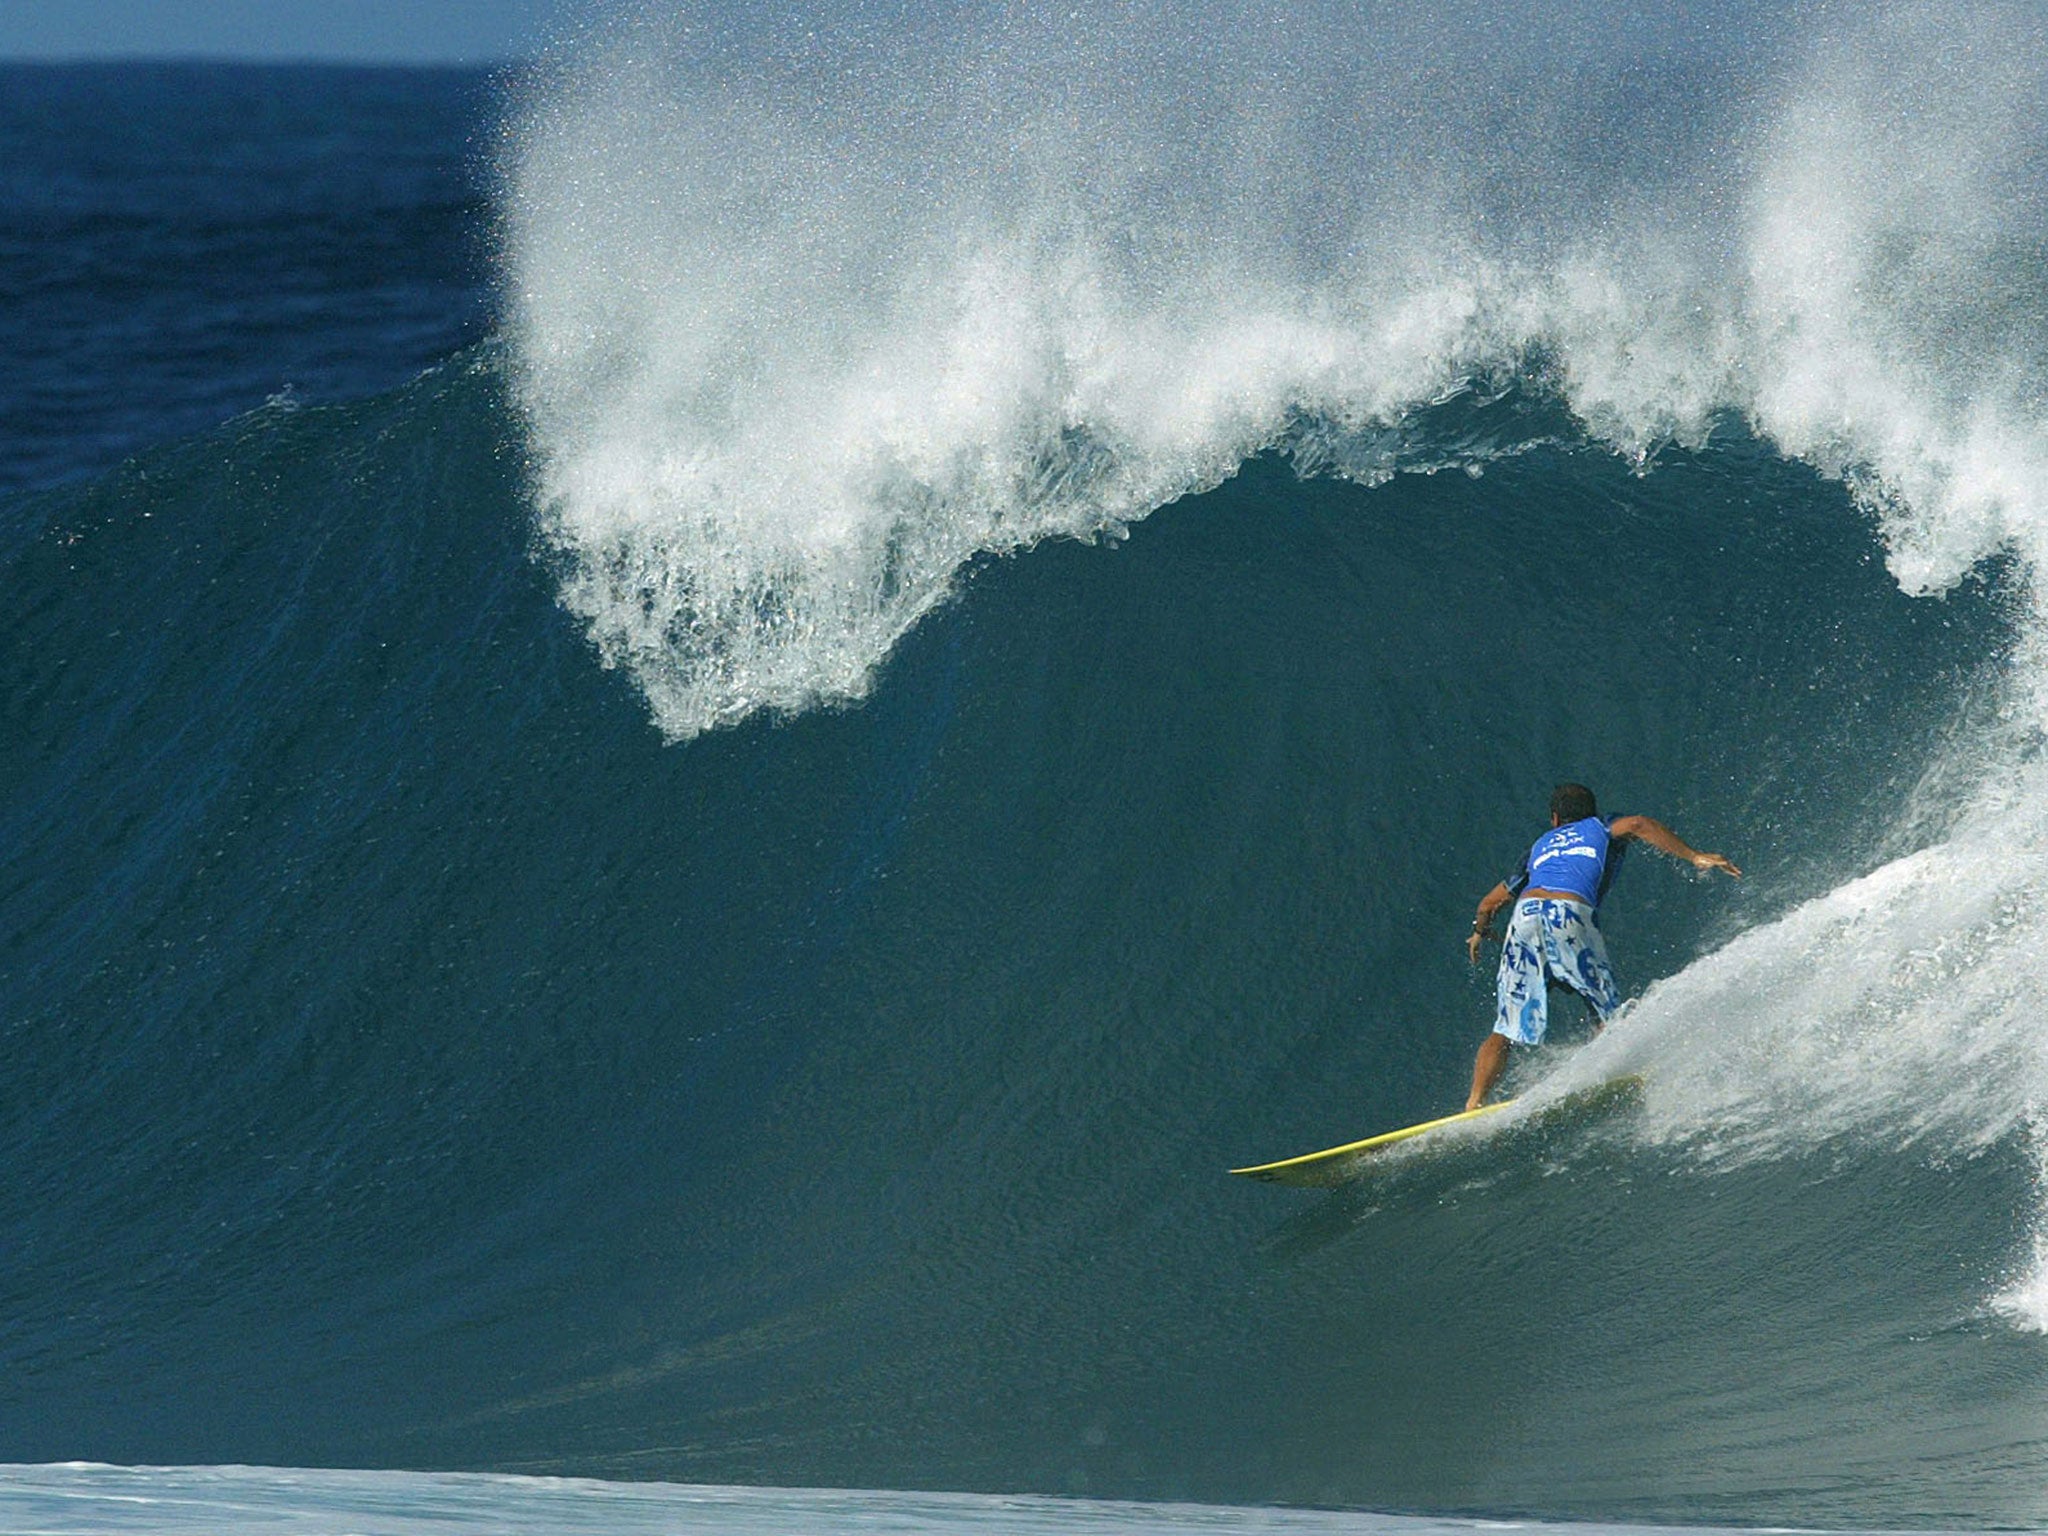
[[504, 1, 2048, 740]]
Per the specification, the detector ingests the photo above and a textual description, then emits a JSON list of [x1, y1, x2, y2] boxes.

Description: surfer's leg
[[1473, 900, 1548, 1109], [1536, 898, 1620, 1032], [1553, 904, 1621, 1025], [1494, 902, 1551, 1042], [1467, 1031, 1511, 1111]]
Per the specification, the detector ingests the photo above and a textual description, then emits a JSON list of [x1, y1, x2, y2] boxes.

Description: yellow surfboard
[[1230, 1075, 1643, 1187]]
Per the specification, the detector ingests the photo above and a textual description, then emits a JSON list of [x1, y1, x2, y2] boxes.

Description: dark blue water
[[6, 22, 2048, 1528], [0, 64, 495, 496]]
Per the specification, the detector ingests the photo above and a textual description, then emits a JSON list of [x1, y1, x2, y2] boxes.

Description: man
[[1464, 783, 1739, 1110]]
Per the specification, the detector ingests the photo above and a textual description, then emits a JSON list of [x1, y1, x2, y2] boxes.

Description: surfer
[[1463, 783, 1738, 1110]]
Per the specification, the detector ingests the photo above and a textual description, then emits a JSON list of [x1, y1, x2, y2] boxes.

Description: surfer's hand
[[1691, 851, 1741, 878], [1466, 930, 1484, 965]]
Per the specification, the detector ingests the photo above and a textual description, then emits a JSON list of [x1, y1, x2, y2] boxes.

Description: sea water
[[5, 5, 2048, 1528]]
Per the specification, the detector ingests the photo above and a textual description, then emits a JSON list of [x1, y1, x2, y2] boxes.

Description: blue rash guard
[[1494, 815, 1629, 1042], [1506, 815, 1625, 908]]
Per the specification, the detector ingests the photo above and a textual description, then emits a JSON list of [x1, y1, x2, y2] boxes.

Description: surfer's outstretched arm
[[1609, 815, 1741, 878]]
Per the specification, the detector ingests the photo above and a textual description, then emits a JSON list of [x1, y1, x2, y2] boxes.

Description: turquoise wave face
[[2, 345, 2028, 1521]]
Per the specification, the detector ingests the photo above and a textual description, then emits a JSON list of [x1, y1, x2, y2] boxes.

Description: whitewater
[[505, 0, 2048, 734], [7, 0, 2048, 1527], [6, 1466, 1988, 1536]]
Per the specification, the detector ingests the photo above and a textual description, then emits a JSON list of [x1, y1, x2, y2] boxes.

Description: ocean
[[4, 3, 2048, 1529]]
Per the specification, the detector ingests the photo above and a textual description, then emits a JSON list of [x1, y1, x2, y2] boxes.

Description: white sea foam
[[505, 0, 2048, 1310], [1551, 774, 2048, 1153], [0, 1463, 1955, 1535]]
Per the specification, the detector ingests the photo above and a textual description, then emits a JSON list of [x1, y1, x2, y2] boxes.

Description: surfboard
[[1229, 1075, 1643, 1187]]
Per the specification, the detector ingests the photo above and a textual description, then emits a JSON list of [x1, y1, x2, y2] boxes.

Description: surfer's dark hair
[[1550, 783, 1598, 823]]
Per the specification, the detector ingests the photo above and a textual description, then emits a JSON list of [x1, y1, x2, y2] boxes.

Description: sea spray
[[506, 4, 2048, 749], [502, 2, 1753, 738]]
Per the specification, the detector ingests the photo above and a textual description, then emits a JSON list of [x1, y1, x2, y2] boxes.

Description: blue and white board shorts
[[1494, 896, 1620, 1045]]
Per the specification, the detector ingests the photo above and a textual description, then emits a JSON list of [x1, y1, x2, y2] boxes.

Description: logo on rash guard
[[1523, 818, 1612, 904]]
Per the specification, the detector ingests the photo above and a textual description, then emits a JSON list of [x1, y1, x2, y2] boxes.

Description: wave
[[492, 4, 2048, 1507], [10, 13, 2048, 1521], [1, 337, 2033, 1519], [500, 0, 2048, 1216], [504, 0, 2048, 739]]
